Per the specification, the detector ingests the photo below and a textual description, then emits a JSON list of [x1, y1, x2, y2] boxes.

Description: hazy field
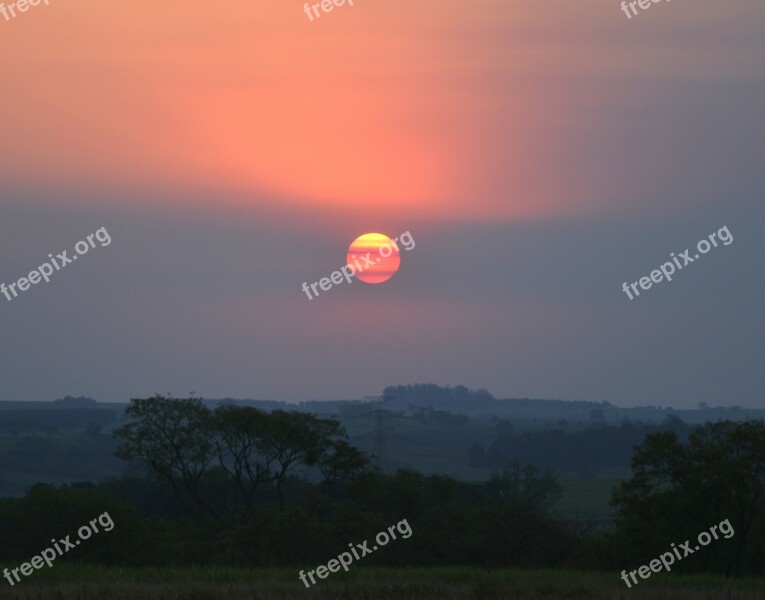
[[557, 478, 621, 521], [2, 566, 764, 600]]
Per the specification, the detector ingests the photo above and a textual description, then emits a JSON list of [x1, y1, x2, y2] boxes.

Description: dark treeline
[[472, 415, 691, 474], [0, 396, 763, 579], [383, 384, 496, 411], [0, 408, 115, 436]]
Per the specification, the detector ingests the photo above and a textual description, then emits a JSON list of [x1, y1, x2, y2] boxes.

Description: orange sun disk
[[347, 233, 401, 284]]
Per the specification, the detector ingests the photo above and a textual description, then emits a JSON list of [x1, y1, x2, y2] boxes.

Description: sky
[[0, 0, 763, 408]]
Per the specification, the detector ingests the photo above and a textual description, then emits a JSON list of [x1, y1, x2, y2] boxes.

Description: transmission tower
[[359, 394, 394, 467], [348, 394, 397, 468]]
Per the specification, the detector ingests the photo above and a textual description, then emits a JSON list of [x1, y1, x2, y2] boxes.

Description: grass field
[[2, 566, 764, 599]]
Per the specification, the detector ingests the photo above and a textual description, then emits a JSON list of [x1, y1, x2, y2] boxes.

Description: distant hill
[[1, 386, 763, 426]]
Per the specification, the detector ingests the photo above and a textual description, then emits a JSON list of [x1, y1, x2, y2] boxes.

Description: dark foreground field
[[2, 567, 765, 600]]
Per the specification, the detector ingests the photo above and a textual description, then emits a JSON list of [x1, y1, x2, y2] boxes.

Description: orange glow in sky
[[0, 1, 553, 221], [0, 1, 760, 222]]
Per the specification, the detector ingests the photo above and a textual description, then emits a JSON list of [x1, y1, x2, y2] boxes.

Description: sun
[[347, 233, 401, 284]]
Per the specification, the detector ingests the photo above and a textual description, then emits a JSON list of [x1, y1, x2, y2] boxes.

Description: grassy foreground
[[1, 566, 764, 599]]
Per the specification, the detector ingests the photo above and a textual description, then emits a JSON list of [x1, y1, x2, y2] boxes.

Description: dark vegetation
[[0, 395, 764, 584]]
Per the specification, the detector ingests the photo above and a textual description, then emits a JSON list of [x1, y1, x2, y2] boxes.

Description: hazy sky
[[1, 1, 763, 407]]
